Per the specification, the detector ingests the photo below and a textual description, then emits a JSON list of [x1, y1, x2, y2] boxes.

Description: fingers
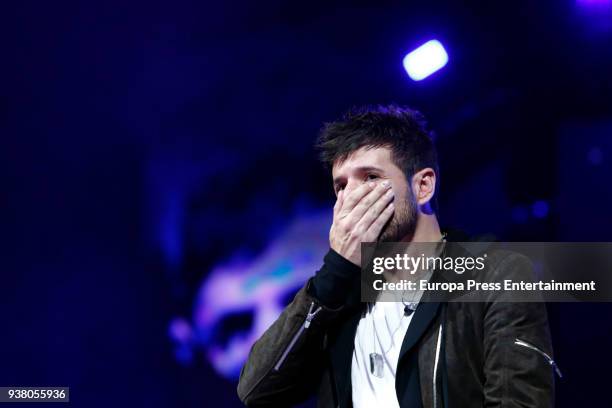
[[363, 201, 395, 242], [333, 189, 344, 218], [353, 186, 394, 235], [347, 181, 392, 223], [337, 182, 374, 217]]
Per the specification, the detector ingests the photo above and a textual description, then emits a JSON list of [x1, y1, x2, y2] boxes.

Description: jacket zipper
[[514, 338, 563, 378], [432, 323, 443, 408], [273, 301, 322, 371]]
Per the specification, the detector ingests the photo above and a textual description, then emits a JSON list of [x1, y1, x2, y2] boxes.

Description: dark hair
[[316, 104, 440, 209]]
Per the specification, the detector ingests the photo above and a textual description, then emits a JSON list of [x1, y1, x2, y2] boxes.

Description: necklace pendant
[[369, 353, 384, 378], [404, 302, 418, 316]]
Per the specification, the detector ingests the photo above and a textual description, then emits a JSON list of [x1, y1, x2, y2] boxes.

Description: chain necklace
[[369, 232, 447, 378]]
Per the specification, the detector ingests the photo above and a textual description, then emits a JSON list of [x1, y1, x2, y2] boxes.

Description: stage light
[[532, 200, 550, 219], [587, 147, 603, 165], [403, 40, 448, 81]]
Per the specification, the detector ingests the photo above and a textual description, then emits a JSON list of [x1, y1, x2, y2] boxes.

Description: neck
[[401, 211, 442, 243], [385, 211, 443, 283]]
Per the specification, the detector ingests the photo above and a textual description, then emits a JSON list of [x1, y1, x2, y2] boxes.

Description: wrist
[[308, 248, 361, 308]]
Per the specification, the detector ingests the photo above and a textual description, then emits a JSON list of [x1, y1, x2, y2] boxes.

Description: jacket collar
[[329, 229, 474, 407]]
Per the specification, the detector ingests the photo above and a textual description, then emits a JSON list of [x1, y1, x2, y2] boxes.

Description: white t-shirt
[[351, 300, 415, 408]]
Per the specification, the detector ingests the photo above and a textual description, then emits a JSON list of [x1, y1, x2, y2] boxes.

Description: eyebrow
[[333, 165, 385, 187]]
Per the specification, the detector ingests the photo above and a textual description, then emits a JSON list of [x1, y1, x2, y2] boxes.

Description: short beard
[[377, 188, 418, 243]]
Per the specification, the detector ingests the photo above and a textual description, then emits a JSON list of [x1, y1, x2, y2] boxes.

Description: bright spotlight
[[403, 39, 449, 81]]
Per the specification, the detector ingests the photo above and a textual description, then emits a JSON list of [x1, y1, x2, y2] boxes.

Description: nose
[[345, 177, 371, 193]]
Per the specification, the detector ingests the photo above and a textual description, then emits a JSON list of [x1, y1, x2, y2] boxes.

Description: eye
[[366, 174, 379, 181]]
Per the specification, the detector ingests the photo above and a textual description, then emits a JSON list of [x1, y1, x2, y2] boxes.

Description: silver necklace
[[368, 233, 447, 378], [401, 286, 420, 317], [369, 287, 421, 378]]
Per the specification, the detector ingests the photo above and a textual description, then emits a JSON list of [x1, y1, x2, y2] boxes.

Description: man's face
[[331, 146, 418, 242]]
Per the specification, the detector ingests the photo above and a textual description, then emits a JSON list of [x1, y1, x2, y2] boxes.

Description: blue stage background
[[2, 1, 612, 406]]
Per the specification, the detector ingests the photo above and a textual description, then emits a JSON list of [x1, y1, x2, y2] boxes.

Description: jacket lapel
[[398, 300, 441, 362]]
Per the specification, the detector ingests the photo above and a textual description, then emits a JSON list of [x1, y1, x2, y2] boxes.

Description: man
[[237, 105, 556, 407]]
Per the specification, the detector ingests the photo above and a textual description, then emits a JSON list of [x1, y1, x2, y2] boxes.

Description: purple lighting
[[576, 0, 612, 33], [577, 0, 611, 6], [403, 39, 449, 81], [169, 210, 332, 379]]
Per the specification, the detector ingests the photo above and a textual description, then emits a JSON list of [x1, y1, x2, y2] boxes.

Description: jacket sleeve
[[482, 253, 556, 408], [237, 249, 360, 407]]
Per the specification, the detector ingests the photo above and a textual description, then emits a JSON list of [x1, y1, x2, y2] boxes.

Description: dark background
[[2, 0, 612, 407]]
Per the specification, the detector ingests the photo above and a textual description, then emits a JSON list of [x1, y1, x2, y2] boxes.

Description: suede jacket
[[237, 237, 558, 408]]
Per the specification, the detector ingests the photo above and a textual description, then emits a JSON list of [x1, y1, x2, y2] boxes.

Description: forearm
[[237, 250, 360, 406]]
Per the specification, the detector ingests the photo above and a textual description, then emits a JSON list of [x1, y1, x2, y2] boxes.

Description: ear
[[411, 167, 437, 208]]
